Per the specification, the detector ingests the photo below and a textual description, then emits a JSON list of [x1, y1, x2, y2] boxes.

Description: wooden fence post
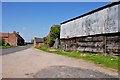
[[104, 35, 107, 53]]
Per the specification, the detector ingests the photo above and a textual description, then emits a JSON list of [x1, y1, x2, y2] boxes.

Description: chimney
[[13, 31, 19, 34], [13, 31, 16, 33]]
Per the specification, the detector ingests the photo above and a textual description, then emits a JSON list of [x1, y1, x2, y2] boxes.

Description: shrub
[[49, 39, 55, 47], [6, 43, 10, 46], [0, 39, 5, 46], [0, 39, 2, 46], [43, 37, 47, 44]]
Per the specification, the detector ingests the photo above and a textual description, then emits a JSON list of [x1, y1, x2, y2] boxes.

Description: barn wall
[[60, 4, 119, 39], [60, 3, 120, 54], [118, 4, 120, 32], [60, 33, 120, 55]]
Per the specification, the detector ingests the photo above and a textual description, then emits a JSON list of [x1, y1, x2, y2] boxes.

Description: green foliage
[[43, 37, 47, 44], [50, 25, 60, 39], [0, 40, 2, 46], [37, 47, 118, 70], [49, 25, 60, 47], [6, 43, 10, 46], [43, 37, 49, 47], [49, 39, 55, 47], [43, 24, 60, 47], [0, 39, 5, 46], [0, 46, 14, 49]]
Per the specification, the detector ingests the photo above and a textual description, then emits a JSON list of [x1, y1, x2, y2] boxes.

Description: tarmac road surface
[[0, 44, 33, 56]]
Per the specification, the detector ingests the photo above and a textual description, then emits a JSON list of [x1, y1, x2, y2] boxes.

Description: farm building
[[0, 31, 25, 46], [34, 37, 44, 48], [60, 2, 120, 55]]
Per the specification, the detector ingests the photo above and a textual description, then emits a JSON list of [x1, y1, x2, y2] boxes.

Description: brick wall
[[1, 32, 24, 46], [8, 33, 17, 46]]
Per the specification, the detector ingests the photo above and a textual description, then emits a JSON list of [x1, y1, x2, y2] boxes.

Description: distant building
[[34, 37, 43, 47], [0, 31, 25, 46]]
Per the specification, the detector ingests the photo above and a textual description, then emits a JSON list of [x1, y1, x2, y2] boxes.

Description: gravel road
[[2, 47, 118, 78]]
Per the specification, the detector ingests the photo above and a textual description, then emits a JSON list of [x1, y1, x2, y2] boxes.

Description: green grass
[[36, 47, 119, 70], [0, 46, 14, 49]]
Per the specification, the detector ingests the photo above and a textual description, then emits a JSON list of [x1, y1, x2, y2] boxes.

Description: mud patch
[[33, 66, 115, 78]]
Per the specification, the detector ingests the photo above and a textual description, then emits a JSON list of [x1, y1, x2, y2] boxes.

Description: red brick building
[[0, 31, 25, 46]]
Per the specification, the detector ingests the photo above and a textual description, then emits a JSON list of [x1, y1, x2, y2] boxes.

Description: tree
[[49, 25, 60, 47], [0, 39, 5, 46], [6, 43, 10, 46], [43, 37, 47, 46]]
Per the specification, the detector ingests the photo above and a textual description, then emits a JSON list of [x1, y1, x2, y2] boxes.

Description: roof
[[17, 34, 24, 41], [61, 1, 120, 24], [0, 32, 9, 38], [34, 37, 43, 43], [0, 32, 24, 41]]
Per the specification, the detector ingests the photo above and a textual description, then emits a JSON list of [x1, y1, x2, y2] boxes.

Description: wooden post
[[104, 35, 107, 53]]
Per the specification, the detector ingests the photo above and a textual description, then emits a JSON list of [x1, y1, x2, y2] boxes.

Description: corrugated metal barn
[[60, 2, 120, 55]]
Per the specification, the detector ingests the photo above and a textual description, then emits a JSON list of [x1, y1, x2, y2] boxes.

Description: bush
[[49, 39, 55, 47], [43, 37, 47, 44], [6, 43, 10, 46], [0, 40, 2, 46], [0, 39, 5, 46]]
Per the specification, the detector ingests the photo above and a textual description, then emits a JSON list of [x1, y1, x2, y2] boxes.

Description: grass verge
[[36, 47, 119, 70], [0, 46, 14, 49]]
